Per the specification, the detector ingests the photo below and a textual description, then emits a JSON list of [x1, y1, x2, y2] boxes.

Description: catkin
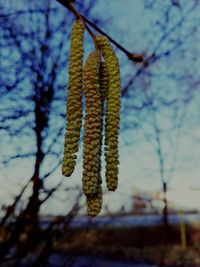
[[99, 62, 108, 108], [98, 61, 108, 168], [62, 22, 121, 216], [82, 51, 102, 196], [62, 19, 84, 177], [86, 185, 102, 217], [85, 61, 108, 216], [96, 35, 121, 191]]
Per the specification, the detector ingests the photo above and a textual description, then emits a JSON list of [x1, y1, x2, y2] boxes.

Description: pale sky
[[1, 0, 200, 216]]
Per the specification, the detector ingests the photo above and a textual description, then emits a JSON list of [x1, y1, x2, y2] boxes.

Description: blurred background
[[0, 0, 200, 266]]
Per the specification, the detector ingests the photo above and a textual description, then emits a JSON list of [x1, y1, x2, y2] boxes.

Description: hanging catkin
[[99, 62, 108, 108], [96, 35, 121, 191], [61, 19, 122, 216], [85, 61, 108, 216], [82, 51, 102, 196], [86, 185, 102, 217], [62, 19, 84, 177], [98, 61, 108, 170]]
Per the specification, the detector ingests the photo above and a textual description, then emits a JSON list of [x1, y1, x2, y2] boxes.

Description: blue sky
[[45, 0, 200, 214], [1, 0, 200, 216]]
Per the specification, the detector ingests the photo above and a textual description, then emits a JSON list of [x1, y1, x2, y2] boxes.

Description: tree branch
[[56, 0, 143, 62]]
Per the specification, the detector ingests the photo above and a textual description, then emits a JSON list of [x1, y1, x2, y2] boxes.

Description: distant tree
[[120, 0, 200, 227], [0, 0, 98, 264]]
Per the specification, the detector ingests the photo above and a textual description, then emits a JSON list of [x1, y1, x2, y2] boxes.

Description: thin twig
[[56, 0, 143, 62], [80, 14, 143, 62]]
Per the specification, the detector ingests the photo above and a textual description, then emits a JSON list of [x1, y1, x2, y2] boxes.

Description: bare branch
[[56, 0, 143, 62]]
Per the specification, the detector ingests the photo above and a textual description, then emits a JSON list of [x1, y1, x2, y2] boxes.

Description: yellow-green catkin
[[99, 62, 108, 108], [86, 185, 102, 217], [85, 62, 108, 217], [62, 19, 84, 177], [98, 61, 108, 168], [96, 35, 121, 191], [82, 51, 102, 196]]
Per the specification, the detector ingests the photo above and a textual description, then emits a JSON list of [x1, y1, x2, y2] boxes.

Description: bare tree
[[0, 0, 98, 264], [120, 0, 200, 225], [1, 0, 200, 264]]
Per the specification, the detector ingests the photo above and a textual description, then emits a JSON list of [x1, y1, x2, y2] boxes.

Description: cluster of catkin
[[62, 19, 121, 217]]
